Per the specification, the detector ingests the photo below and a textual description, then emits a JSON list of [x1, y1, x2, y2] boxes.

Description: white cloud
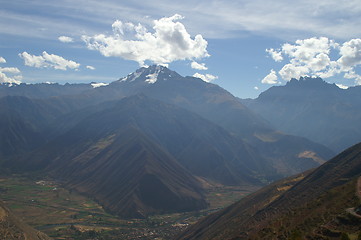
[[264, 37, 361, 85], [86, 65, 95, 70], [343, 70, 361, 85], [266, 48, 283, 62], [0, 67, 21, 74], [19, 51, 80, 70], [91, 82, 109, 88], [278, 64, 309, 81], [191, 61, 208, 70], [254, 86, 259, 90], [58, 36, 74, 43], [0, 66, 22, 85], [0, 57, 22, 85], [193, 72, 218, 82], [2, 0, 361, 42], [338, 38, 361, 71], [281, 37, 335, 65], [82, 14, 209, 66], [262, 69, 278, 84]]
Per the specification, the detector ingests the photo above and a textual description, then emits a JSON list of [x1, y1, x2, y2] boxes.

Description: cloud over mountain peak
[[82, 14, 209, 67]]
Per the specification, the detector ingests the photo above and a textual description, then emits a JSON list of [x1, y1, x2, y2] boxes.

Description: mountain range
[[243, 76, 361, 152], [0, 66, 335, 219]]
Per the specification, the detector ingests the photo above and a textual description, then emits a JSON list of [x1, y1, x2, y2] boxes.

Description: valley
[[0, 173, 257, 239], [0, 66, 359, 239], [1, 3, 361, 239]]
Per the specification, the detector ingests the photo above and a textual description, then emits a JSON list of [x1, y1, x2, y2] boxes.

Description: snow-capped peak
[[145, 65, 162, 84], [118, 65, 179, 84]]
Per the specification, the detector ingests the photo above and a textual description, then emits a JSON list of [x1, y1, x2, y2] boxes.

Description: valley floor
[[0, 174, 258, 239]]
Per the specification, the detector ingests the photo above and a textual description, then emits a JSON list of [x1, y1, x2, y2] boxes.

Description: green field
[[0, 174, 257, 239]]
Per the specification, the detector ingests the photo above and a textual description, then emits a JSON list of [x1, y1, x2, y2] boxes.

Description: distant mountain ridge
[[243, 76, 361, 152], [0, 82, 93, 99], [13, 95, 267, 217], [1, 66, 335, 219]]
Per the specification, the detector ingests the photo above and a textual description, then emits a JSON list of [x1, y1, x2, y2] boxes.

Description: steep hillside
[[3, 66, 334, 183], [14, 95, 284, 218], [20, 95, 267, 185], [108, 66, 334, 177], [0, 96, 53, 159], [52, 126, 208, 218], [0, 200, 50, 240], [178, 142, 361, 240], [110, 65, 272, 137], [244, 77, 361, 152]]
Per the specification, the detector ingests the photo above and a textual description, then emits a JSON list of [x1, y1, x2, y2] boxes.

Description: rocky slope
[[178, 142, 361, 240]]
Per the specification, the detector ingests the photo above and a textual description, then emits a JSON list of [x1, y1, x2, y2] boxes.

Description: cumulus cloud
[[343, 70, 361, 85], [191, 61, 208, 70], [338, 39, 361, 71], [0, 72, 21, 85], [0, 57, 22, 84], [262, 69, 278, 84], [19, 51, 80, 70], [278, 64, 309, 81], [193, 72, 218, 82], [266, 48, 283, 62], [0, 62, 22, 85], [86, 65, 95, 70], [263, 37, 361, 85], [58, 36, 74, 43], [82, 14, 209, 66]]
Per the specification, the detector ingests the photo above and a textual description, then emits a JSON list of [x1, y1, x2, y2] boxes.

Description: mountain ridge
[[177, 141, 361, 239], [243, 76, 361, 152]]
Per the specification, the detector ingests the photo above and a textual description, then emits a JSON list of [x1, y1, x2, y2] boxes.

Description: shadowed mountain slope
[[178, 142, 361, 240], [244, 77, 361, 152], [21, 95, 267, 186], [107, 66, 334, 178], [0, 96, 56, 159], [110, 65, 272, 137], [53, 126, 208, 219], [16, 95, 285, 218], [2, 66, 334, 182]]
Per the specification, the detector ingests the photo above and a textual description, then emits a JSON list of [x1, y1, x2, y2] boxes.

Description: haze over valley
[[1, 1, 361, 239]]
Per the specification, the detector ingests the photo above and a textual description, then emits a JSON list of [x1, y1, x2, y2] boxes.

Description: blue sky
[[1, 0, 361, 98]]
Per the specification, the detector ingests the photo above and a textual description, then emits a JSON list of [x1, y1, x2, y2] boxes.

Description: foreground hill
[[244, 77, 361, 152], [0, 200, 50, 240], [178, 142, 361, 240]]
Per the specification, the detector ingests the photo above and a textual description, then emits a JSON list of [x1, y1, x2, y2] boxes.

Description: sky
[[1, 0, 361, 98]]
